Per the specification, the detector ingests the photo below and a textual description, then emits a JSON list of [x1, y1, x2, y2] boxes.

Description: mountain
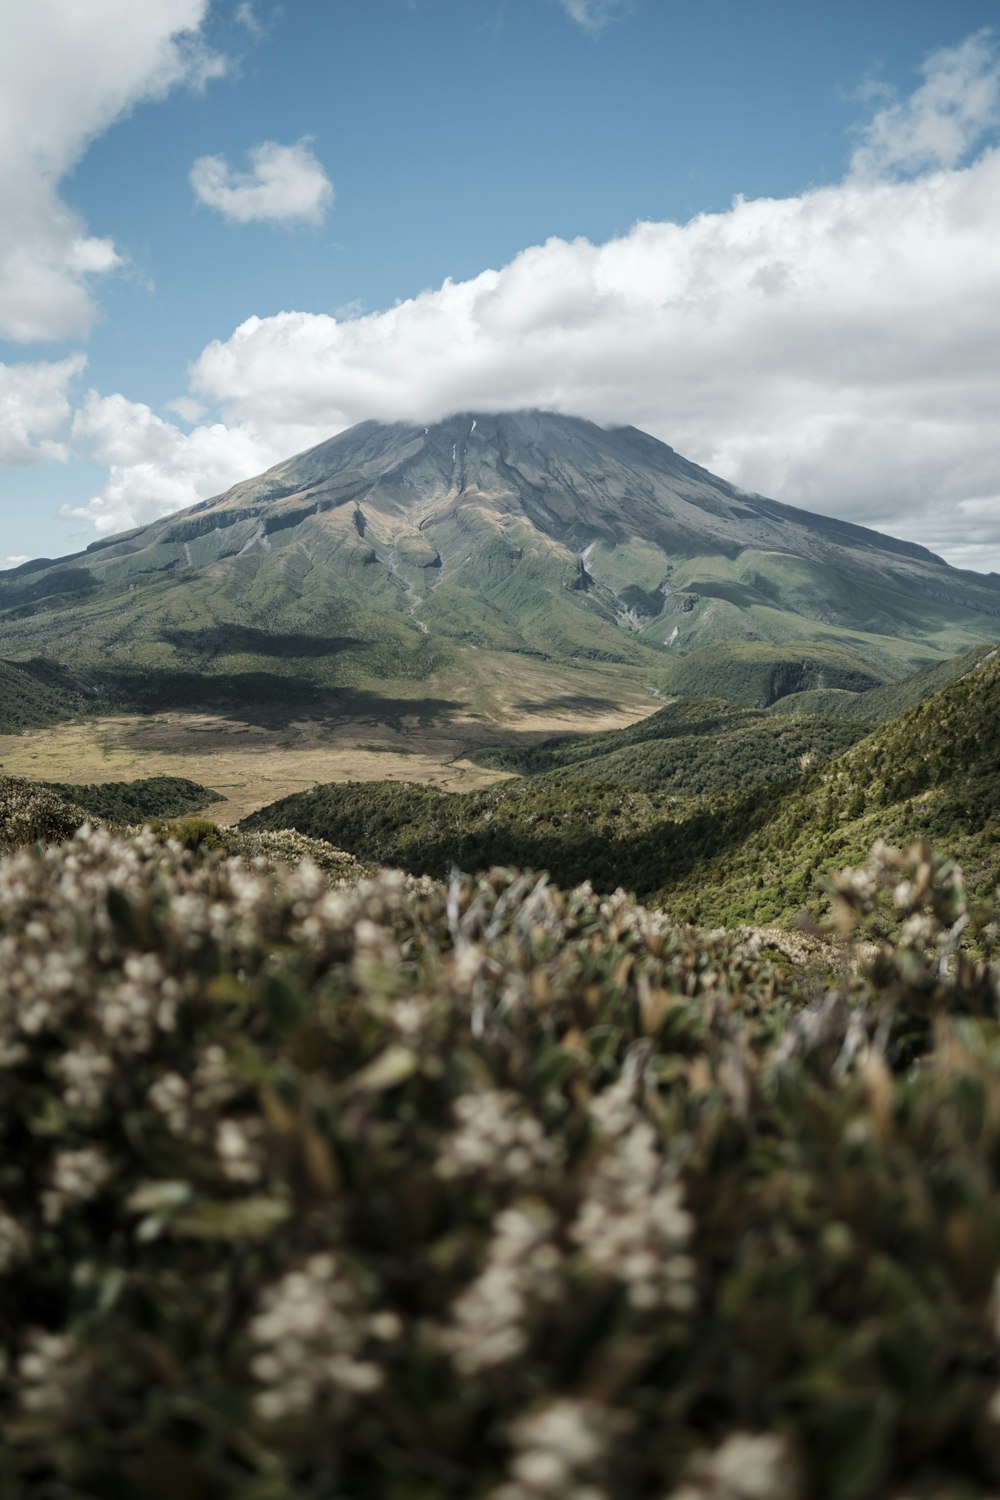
[[4, 411, 1000, 716]]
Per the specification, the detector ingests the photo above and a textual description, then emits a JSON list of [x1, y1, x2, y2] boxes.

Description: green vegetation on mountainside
[[544, 715, 863, 796], [476, 696, 866, 795], [664, 644, 1000, 925], [770, 644, 998, 722], [245, 647, 1000, 927], [477, 695, 755, 772], [0, 657, 108, 732], [243, 776, 680, 892], [657, 638, 888, 706]]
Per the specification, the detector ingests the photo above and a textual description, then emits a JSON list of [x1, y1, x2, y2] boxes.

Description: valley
[[0, 653, 658, 821]]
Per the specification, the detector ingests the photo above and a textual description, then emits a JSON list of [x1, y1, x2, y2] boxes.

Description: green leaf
[[170, 1196, 290, 1241], [344, 1044, 419, 1095], [126, 1180, 193, 1215]]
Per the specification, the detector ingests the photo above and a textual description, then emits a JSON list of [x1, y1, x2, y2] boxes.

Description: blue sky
[[3, 0, 1000, 568]]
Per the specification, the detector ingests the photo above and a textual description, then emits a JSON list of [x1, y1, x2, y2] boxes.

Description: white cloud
[[1, 556, 30, 570], [66, 391, 287, 533], [851, 31, 1000, 178], [181, 147, 1000, 564], [560, 0, 630, 34], [165, 395, 206, 423], [70, 34, 1000, 572], [0, 355, 86, 464], [190, 138, 333, 225], [0, 0, 224, 343]]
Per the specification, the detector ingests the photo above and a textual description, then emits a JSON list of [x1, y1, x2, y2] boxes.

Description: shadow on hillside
[[512, 693, 625, 715], [103, 670, 462, 731], [161, 626, 361, 659]]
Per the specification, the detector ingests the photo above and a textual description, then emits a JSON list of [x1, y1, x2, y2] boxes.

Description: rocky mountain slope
[[4, 412, 1000, 714]]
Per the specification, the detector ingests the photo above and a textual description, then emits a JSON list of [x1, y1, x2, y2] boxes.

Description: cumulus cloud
[[190, 139, 333, 225], [0, 355, 86, 464], [850, 31, 1000, 178], [0, 0, 224, 343], [70, 34, 1000, 571], [182, 156, 1000, 562], [560, 0, 630, 34], [65, 391, 286, 533]]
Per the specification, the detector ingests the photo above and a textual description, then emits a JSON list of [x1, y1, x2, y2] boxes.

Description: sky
[[3, 0, 1000, 573]]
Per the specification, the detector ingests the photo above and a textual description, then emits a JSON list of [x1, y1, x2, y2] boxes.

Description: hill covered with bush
[[38, 774, 219, 823], [244, 647, 1000, 927], [3, 809, 1000, 1497], [475, 696, 866, 796]]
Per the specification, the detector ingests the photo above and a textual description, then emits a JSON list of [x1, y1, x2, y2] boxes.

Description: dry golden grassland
[[0, 657, 658, 823]]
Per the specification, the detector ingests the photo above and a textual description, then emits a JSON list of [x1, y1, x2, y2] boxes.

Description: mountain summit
[[3, 411, 999, 714]]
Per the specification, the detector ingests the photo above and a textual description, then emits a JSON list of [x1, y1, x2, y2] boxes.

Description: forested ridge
[[244, 648, 1000, 927]]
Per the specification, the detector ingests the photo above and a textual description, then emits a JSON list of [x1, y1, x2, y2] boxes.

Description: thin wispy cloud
[[234, 2, 264, 39], [190, 138, 334, 225], [560, 0, 631, 35]]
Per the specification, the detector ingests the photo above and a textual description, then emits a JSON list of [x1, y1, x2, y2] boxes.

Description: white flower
[[440, 1203, 563, 1374], [42, 1147, 112, 1223], [18, 1330, 86, 1418], [571, 1122, 695, 1313], [491, 1399, 624, 1500], [667, 1431, 800, 1500], [436, 1090, 560, 1183], [249, 1253, 396, 1422]]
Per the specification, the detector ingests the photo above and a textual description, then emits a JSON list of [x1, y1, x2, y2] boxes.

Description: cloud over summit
[[10, 23, 1000, 573]]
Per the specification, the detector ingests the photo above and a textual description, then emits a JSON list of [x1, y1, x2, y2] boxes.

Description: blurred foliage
[[1, 815, 1000, 1496], [0, 771, 88, 851]]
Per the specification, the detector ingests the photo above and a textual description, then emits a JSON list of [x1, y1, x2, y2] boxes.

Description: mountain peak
[[1, 412, 998, 719]]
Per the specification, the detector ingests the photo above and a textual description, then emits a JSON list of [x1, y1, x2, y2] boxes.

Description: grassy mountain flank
[[656, 638, 889, 706], [672, 640, 1000, 925], [243, 645, 1000, 925], [471, 644, 997, 798], [771, 642, 998, 722]]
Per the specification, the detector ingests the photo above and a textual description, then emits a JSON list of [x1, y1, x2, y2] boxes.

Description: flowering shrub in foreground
[[1, 826, 1000, 1497]]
